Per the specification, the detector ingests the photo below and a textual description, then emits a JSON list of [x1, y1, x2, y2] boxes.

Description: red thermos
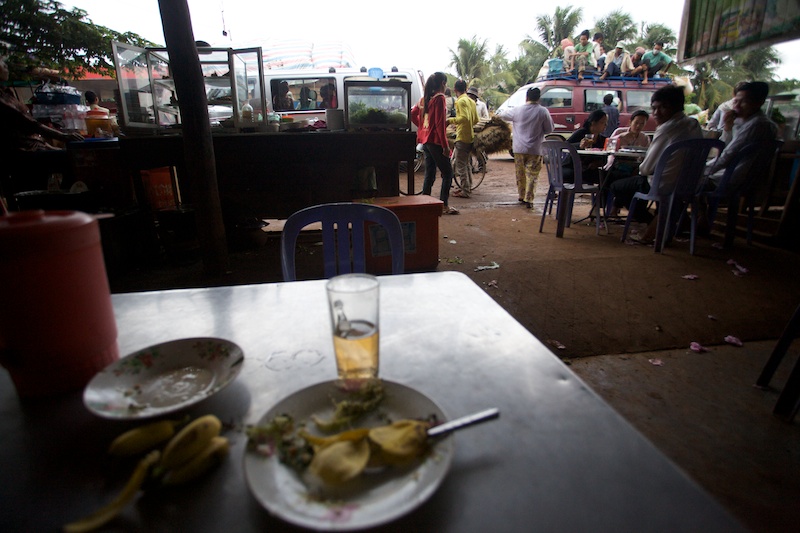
[[0, 210, 119, 398]]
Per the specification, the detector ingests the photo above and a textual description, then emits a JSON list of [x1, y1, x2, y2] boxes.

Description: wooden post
[[157, 0, 229, 276]]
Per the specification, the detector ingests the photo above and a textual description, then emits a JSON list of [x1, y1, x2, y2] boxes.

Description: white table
[[0, 272, 745, 532]]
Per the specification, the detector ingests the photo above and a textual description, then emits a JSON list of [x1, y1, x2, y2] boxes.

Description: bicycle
[[452, 148, 488, 192]]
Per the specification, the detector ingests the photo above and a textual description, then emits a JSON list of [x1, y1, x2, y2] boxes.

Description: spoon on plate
[[427, 408, 500, 438]]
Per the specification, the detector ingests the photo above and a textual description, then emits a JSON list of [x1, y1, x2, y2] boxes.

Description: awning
[[677, 0, 800, 65]]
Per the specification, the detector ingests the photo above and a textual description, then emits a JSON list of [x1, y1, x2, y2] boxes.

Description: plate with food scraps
[[243, 379, 453, 531], [83, 337, 244, 420]]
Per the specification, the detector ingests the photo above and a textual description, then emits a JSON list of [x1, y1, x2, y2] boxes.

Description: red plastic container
[[0, 210, 119, 398]]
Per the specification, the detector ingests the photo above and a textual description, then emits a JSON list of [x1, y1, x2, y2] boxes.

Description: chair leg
[[756, 303, 800, 388], [745, 196, 755, 246], [620, 198, 637, 243], [723, 198, 740, 249], [689, 200, 697, 256], [539, 187, 552, 233], [773, 355, 800, 421]]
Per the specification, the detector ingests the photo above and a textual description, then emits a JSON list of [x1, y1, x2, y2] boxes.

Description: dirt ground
[[110, 153, 800, 360], [107, 153, 800, 532]]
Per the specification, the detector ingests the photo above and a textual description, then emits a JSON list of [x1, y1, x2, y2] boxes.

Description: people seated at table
[[573, 30, 596, 81], [562, 109, 608, 184], [705, 81, 777, 191], [608, 85, 703, 232], [602, 110, 651, 205], [599, 43, 635, 79]]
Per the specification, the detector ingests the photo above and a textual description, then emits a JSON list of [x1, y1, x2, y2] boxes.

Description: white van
[[260, 66, 425, 123]]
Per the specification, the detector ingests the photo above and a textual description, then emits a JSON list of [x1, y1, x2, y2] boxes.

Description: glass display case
[[111, 42, 266, 132], [343, 79, 412, 131]]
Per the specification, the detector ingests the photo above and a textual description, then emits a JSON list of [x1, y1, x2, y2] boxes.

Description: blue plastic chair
[[703, 140, 781, 249], [539, 140, 602, 237], [620, 138, 724, 254], [281, 202, 405, 281]]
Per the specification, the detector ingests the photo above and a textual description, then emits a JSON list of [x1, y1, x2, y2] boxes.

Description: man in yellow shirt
[[448, 79, 478, 197]]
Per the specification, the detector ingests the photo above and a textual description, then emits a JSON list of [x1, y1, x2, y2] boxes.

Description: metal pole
[[157, 0, 229, 276]]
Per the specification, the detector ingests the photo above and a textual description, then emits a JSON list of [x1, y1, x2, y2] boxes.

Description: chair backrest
[[711, 142, 763, 198], [281, 202, 405, 281], [542, 140, 584, 188], [651, 138, 724, 198]]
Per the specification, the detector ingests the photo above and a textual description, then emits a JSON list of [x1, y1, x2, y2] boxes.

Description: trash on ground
[[445, 257, 464, 264], [449, 240, 457, 245], [655, 325, 663, 332], [690, 342, 709, 353], [548, 339, 566, 350], [724, 335, 743, 347], [682, 274, 699, 280], [648, 358, 664, 366], [712, 242, 723, 249], [727, 259, 749, 274], [487, 280, 499, 288], [474, 261, 500, 272], [708, 315, 718, 320]]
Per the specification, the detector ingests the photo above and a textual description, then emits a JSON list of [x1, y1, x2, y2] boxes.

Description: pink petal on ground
[[726, 259, 737, 265], [548, 339, 566, 350], [690, 342, 709, 353], [724, 335, 743, 347], [708, 315, 718, 320], [648, 358, 664, 366], [682, 274, 699, 280], [735, 264, 749, 273]]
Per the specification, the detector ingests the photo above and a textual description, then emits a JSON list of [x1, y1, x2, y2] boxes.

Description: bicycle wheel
[[452, 150, 487, 191]]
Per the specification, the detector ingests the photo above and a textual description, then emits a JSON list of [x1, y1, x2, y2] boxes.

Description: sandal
[[443, 206, 460, 215], [452, 190, 470, 198]]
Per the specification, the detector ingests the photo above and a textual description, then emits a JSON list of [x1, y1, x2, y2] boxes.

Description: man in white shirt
[[610, 84, 703, 223], [496, 87, 554, 207], [706, 81, 777, 191], [467, 87, 489, 120], [705, 81, 746, 132]]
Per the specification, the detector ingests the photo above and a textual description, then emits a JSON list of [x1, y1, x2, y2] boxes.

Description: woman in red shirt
[[411, 72, 459, 214]]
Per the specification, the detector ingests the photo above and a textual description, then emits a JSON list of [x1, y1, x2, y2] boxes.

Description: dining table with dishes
[[0, 271, 745, 532]]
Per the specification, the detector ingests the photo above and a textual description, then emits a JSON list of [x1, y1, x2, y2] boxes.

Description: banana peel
[[303, 419, 431, 485], [162, 436, 230, 486], [63, 450, 160, 533], [107, 419, 180, 457], [159, 414, 222, 470]]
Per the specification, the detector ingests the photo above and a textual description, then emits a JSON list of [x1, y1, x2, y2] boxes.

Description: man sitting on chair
[[609, 85, 703, 227], [705, 81, 777, 191]]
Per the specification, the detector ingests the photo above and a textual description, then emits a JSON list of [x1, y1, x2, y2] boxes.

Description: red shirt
[[411, 93, 450, 154]]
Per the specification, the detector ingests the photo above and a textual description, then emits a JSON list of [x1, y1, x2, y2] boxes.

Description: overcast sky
[[61, 0, 798, 81]]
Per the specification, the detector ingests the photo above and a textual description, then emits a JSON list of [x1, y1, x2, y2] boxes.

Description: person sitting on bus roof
[[599, 43, 635, 80]]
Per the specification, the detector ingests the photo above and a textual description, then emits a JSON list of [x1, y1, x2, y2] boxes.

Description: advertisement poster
[[679, 0, 800, 62]]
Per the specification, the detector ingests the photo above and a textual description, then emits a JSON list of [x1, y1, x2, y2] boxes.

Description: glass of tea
[[326, 274, 380, 381]]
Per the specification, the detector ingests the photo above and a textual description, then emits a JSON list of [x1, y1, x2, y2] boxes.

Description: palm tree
[[737, 47, 781, 81], [594, 10, 638, 49], [634, 23, 678, 53], [535, 6, 583, 54], [448, 36, 490, 83]]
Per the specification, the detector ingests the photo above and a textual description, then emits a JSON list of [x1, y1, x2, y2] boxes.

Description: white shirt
[[639, 112, 703, 192]]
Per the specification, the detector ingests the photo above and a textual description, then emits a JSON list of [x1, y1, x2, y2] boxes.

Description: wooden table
[[0, 272, 745, 532]]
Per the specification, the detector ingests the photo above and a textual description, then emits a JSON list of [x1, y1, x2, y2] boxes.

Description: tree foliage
[[448, 35, 490, 84], [593, 10, 638, 49], [535, 6, 583, 54], [0, 0, 156, 81]]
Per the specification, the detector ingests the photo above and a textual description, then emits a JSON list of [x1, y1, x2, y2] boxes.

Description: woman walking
[[411, 72, 459, 214]]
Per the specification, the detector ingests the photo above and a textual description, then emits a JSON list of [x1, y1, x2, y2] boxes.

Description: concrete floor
[[568, 341, 800, 533]]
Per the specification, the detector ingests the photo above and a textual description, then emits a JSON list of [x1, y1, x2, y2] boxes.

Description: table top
[[0, 272, 744, 532]]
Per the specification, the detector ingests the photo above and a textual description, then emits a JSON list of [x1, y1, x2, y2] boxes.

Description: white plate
[[83, 337, 244, 420], [243, 380, 453, 531]]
